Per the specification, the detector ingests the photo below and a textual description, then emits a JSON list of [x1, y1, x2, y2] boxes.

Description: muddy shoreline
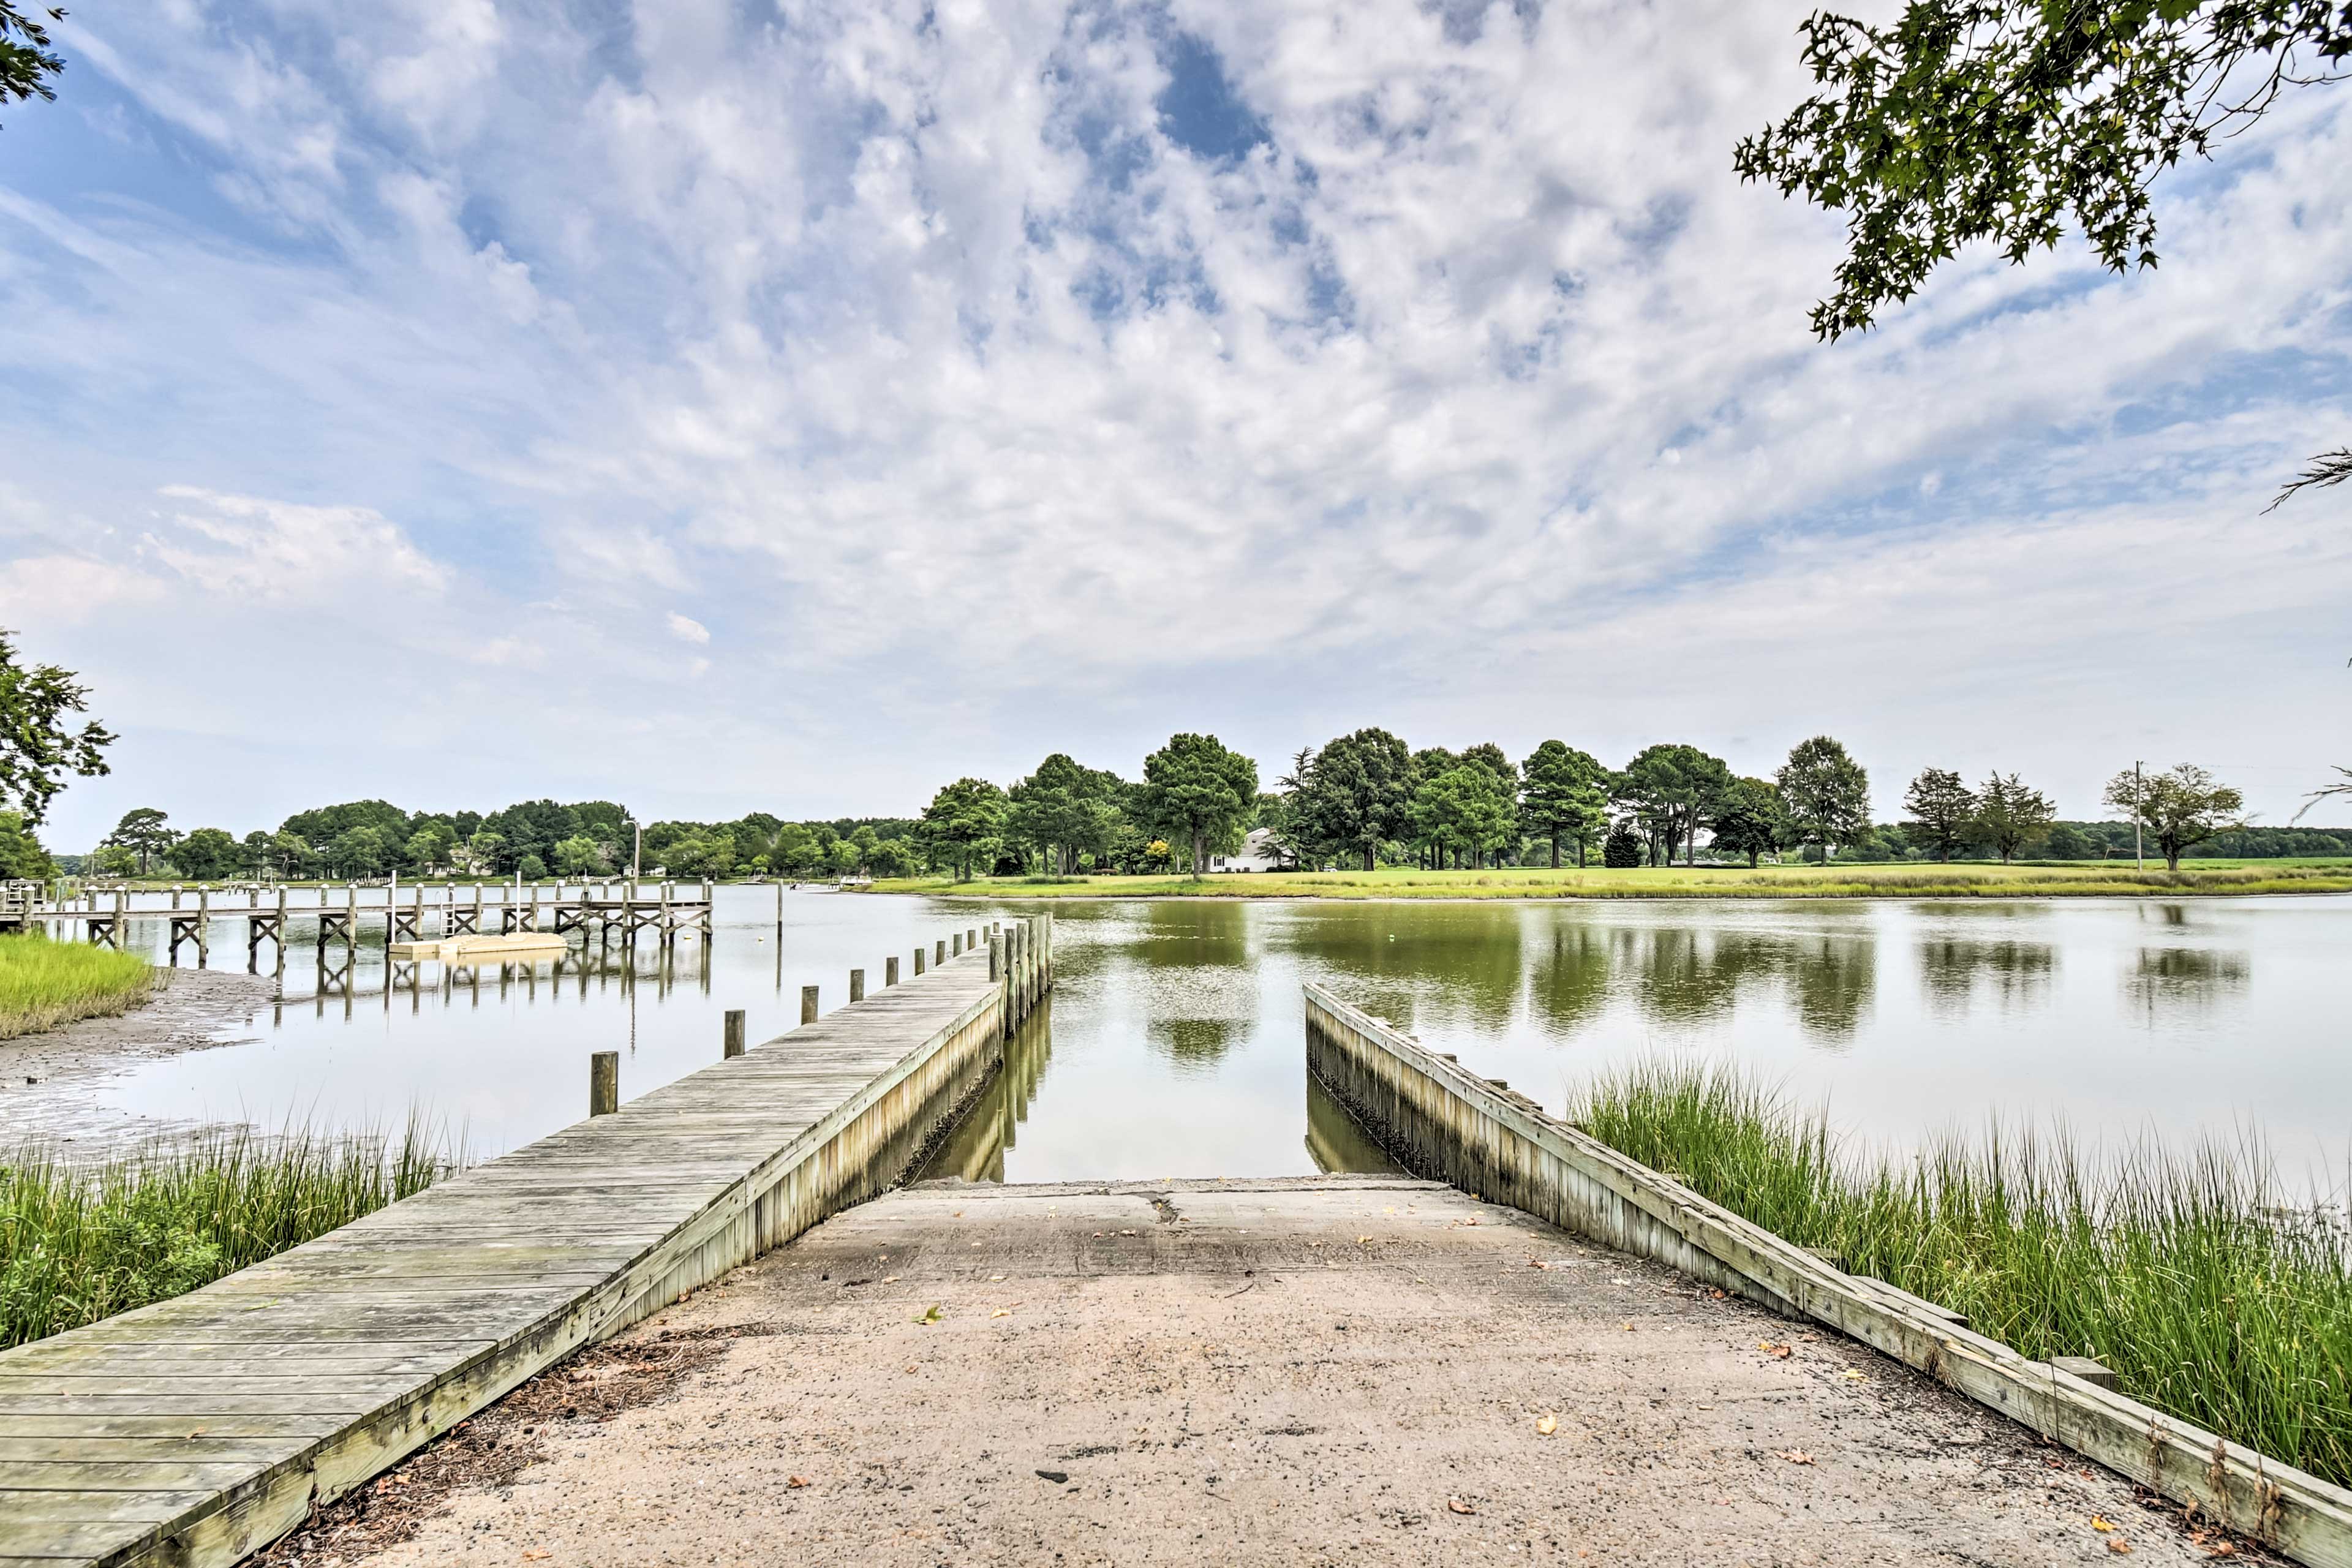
[[0, 968, 279, 1147]]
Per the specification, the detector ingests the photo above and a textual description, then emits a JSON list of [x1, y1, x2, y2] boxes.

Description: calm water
[[42, 889, 2352, 1183]]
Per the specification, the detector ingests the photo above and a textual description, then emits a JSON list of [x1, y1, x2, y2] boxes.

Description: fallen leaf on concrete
[[1709, 1288, 1727, 1299], [522, 1553, 551, 1562], [1529, 1259, 1548, 1269], [1120, 1229, 1137, 1237], [1359, 1235, 1374, 1244], [2093, 1516, 2117, 1532], [1536, 1414, 1558, 1436], [1758, 1341, 1793, 1359], [786, 1476, 810, 1489], [1841, 1369, 1866, 1382], [2106, 1541, 2134, 1556], [882, 1276, 900, 1284], [989, 1275, 1005, 1282], [1621, 1322, 1635, 1332], [992, 1308, 1011, 1319], [914, 1304, 941, 1324], [1777, 1450, 1815, 1465], [1036, 1469, 1068, 1483], [1447, 1498, 1477, 1515]]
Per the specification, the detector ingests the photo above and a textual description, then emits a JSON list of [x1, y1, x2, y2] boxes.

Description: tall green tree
[[0, 809, 52, 879], [1970, 772, 2058, 863], [918, 777, 1008, 881], [1141, 733, 1258, 876], [1295, 728, 1415, 872], [165, 827, 239, 880], [1709, 777, 1787, 869], [1007, 753, 1127, 875], [1408, 766, 1517, 869], [1615, 744, 1735, 867], [1776, 736, 1872, 861], [103, 808, 176, 873], [2103, 763, 2245, 870], [1519, 741, 1610, 869], [1902, 767, 1977, 862], [0, 628, 114, 826], [1, 5, 65, 127], [1736, 0, 2352, 504]]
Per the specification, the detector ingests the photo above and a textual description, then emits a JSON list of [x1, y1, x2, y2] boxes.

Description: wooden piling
[[952, 933, 961, 956], [988, 932, 1001, 981], [886, 955, 899, 986], [936, 939, 946, 966], [589, 1051, 619, 1116], [850, 968, 865, 1003], [196, 884, 209, 967], [913, 948, 925, 976], [723, 1009, 746, 1059], [801, 984, 819, 1025]]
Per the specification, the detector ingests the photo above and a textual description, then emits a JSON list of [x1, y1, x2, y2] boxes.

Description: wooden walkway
[[0, 916, 1052, 1568]]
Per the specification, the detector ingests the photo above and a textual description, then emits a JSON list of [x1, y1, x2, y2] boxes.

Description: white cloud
[[2, 0, 2348, 846]]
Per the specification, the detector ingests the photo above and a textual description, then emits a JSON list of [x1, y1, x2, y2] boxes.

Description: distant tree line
[[66, 800, 929, 883], [23, 745, 2342, 888], [908, 733, 2328, 881]]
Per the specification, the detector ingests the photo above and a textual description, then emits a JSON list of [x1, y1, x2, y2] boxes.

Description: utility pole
[[2133, 760, 2145, 871]]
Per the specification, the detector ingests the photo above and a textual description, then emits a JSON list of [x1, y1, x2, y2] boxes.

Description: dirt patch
[[332, 1177, 2282, 1567], [0, 968, 277, 1147], [257, 1323, 785, 1566]]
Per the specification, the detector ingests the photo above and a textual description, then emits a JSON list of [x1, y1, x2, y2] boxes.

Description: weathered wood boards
[[1303, 983, 2352, 1568], [0, 928, 1052, 1568]]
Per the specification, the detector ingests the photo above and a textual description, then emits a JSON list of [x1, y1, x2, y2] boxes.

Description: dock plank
[[0, 931, 1049, 1568]]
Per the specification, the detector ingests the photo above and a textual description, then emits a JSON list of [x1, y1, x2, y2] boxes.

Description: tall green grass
[[0, 932, 155, 1039], [1573, 1061, 2352, 1488], [0, 1121, 462, 1347]]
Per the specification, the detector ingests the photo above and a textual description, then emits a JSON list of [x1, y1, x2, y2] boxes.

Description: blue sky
[[2, 0, 2347, 850]]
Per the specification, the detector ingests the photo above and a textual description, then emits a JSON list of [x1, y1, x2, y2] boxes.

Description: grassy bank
[[0, 933, 156, 1040], [0, 1121, 462, 1348], [872, 859, 2352, 902], [1573, 1061, 2352, 1489]]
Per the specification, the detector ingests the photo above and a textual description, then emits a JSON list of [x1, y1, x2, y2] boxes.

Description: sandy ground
[[266, 1175, 2259, 1567], [0, 967, 276, 1146]]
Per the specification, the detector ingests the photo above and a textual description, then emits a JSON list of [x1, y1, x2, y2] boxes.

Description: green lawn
[[0, 934, 156, 1040], [871, 859, 2352, 901]]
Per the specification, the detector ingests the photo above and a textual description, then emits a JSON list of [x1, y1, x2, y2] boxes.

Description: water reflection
[[921, 1000, 1055, 1183], [1917, 940, 2057, 1016], [1787, 935, 1875, 1045], [49, 888, 2350, 1186], [2124, 948, 2252, 1020], [1304, 1072, 1404, 1175]]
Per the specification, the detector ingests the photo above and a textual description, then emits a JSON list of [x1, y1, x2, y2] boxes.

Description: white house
[[1208, 827, 1289, 873]]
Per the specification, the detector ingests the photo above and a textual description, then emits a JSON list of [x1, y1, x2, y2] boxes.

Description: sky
[[1, 0, 2347, 851]]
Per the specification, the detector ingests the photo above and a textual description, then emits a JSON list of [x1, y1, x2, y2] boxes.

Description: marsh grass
[[1573, 1060, 2352, 1488], [0, 1120, 463, 1348], [873, 861, 2352, 901], [0, 933, 156, 1039]]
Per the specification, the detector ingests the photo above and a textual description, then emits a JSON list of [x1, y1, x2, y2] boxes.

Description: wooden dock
[[6, 878, 720, 973], [0, 915, 1052, 1568]]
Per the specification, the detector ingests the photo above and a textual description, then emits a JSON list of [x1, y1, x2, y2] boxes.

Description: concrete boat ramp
[[4, 916, 2346, 1566]]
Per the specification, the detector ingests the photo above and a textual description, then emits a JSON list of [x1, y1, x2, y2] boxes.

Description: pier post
[[801, 984, 819, 1025], [913, 948, 925, 976], [723, 1009, 745, 1059], [988, 932, 1001, 982], [775, 881, 783, 937], [968, 928, 977, 949], [850, 968, 864, 1003], [935, 939, 946, 967], [589, 1052, 619, 1117], [885, 956, 899, 986], [951, 934, 960, 957], [196, 884, 209, 968]]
